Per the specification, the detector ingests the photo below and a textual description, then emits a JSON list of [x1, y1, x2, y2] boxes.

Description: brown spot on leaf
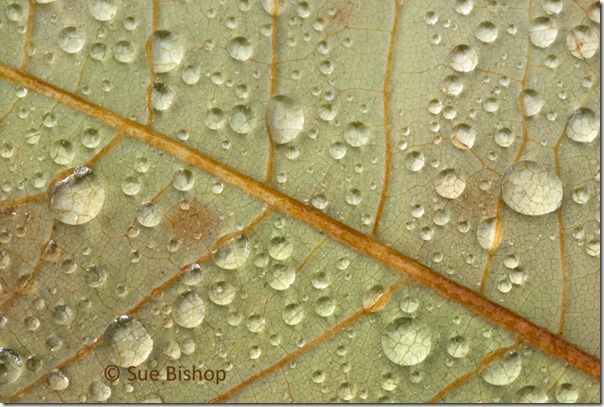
[[165, 198, 219, 245]]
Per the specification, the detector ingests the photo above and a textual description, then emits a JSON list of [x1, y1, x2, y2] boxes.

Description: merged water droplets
[[152, 31, 184, 73], [104, 316, 153, 367], [172, 291, 205, 328], [449, 45, 478, 73], [50, 168, 105, 225], [267, 95, 305, 144], [566, 108, 599, 143], [481, 351, 522, 386], [381, 318, 432, 366], [501, 161, 562, 216], [212, 235, 250, 270], [0, 348, 22, 385]]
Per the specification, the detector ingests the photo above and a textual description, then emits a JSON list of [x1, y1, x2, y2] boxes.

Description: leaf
[[0, 0, 599, 403]]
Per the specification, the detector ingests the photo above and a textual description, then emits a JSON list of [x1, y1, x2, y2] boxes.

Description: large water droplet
[[172, 291, 205, 328], [104, 316, 153, 367], [152, 31, 184, 73], [51, 169, 105, 225], [267, 95, 304, 144], [481, 351, 522, 386], [381, 318, 432, 366], [501, 161, 562, 216]]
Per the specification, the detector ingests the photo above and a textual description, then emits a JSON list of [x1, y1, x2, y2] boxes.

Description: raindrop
[[267, 95, 304, 144], [51, 169, 105, 225], [213, 235, 250, 270], [501, 161, 562, 216], [381, 318, 432, 366], [566, 108, 599, 143], [88, 0, 118, 21], [172, 291, 205, 328], [58, 26, 86, 54], [152, 31, 184, 73], [481, 351, 521, 386], [0, 348, 22, 385], [344, 121, 370, 147], [268, 263, 296, 290], [228, 36, 253, 61], [567, 25, 599, 59], [449, 45, 478, 73], [104, 316, 153, 367], [529, 16, 558, 48], [434, 169, 466, 199]]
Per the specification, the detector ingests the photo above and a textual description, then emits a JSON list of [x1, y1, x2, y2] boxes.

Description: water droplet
[[152, 31, 183, 73], [0, 348, 22, 385], [81, 128, 101, 148], [566, 107, 599, 143], [329, 142, 347, 160], [268, 236, 293, 260], [112, 40, 136, 63], [104, 316, 153, 367], [434, 169, 466, 199], [447, 336, 470, 358], [137, 202, 162, 227], [501, 160, 562, 216], [282, 303, 304, 326], [543, 0, 563, 15], [121, 176, 141, 196], [475, 21, 498, 43], [172, 168, 195, 191], [246, 314, 265, 333], [519, 89, 543, 117], [494, 127, 515, 147], [344, 121, 370, 147], [172, 291, 205, 328], [229, 105, 256, 134], [449, 45, 478, 73], [404, 151, 425, 172], [529, 16, 558, 48], [50, 140, 75, 165], [382, 318, 432, 366], [88, 0, 118, 21], [89, 380, 111, 401], [47, 369, 69, 391], [477, 217, 499, 250], [209, 281, 237, 305], [152, 82, 175, 111], [567, 25, 599, 59], [58, 26, 86, 54], [481, 351, 521, 386], [267, 95, 304, 144], [450, 123, 475, 149], [315, 296, 336, 317], [517, 385, 548, 403], [213, 235, 250, 270], [205, 107, 225, 130], [338, 382, 356, 401], [572, 186, 590, 204], [228, 36, 253, 61], [51, 169, 105, 225], [454, 0, 473, 15], [268, 263, 296, 290], [556, 382, 578, 403]]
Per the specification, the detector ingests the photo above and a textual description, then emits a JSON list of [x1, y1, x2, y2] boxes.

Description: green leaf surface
[[0, 0, 600, 403]]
